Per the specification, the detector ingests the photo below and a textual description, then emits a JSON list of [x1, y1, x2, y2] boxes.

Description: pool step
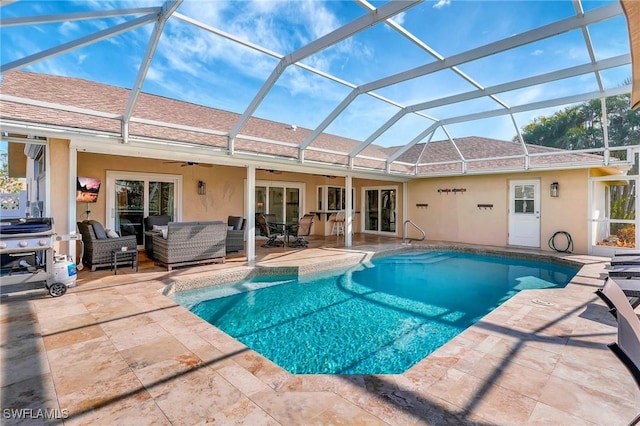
[[381, 252, 454, 264]]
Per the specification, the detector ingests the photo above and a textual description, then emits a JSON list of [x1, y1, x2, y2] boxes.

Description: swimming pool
[[173, 251, 578, 374]]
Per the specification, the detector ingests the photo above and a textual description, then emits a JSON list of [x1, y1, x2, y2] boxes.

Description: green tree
[[0, 150, 23, 193], [517, 93, 640, 149]]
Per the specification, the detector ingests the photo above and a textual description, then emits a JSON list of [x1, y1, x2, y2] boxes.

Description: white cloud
[[531, 49, 544, 56], [59, 21, 80, 37], [433, 0, 451, 9], [390, 12, 406, 26], [76, 54, 88, 65]]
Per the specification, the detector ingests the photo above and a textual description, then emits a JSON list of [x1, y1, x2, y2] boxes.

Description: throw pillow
[[88, 220, 108, 240], [161, 228, 168, 239], [106, 229, 120, 238]]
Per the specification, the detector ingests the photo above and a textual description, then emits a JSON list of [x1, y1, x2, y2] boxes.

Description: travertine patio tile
[[1, 246, 636, 425], [1, 315, 42, 343], [217, 364, 273, 396], [1, 373, 59, 413], [2, 350, 51, 387], [340, 376, 462, 425], [97, 311, 157, 337], [231, 349, 290, 390], [138, 361, 261, 424], [424, 367, 538, 425], [539, 375, 637, 425], [57, 370, 150, 419], [396, 358, 459, 399], [251, 390, 386, 425], [1, 328, 46, 362], [106, 321, 173, 351], [185, 341, 239, 370], [42, 322, 105, 351], [277, 373, 365, 393], [527, 402, 597, 425], [453, 349, 550, 400], [32, 293, 86, 316], [64, 396, 171, 426], [119, 334, 196, 370], [47, 336, 130, 395], [552, 355, 637, 401]]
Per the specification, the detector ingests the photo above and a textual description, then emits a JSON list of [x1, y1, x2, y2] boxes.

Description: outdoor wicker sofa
[[77, 220, 138, 271], [152, 221, 227, 270]]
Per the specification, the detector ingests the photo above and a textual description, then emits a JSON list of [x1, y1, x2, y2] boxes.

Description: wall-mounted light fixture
[[198, 180, 206, 195], [550, 182, 559, 197]]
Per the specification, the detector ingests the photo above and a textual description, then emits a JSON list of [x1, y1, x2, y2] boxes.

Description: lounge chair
[[289, 214, 314, 248], [611, 256, 640, 266], [596, 277, 640, 318], [598, 278, 640, 425], [257, 214, 284, 248], [607, 264, 640, 278]]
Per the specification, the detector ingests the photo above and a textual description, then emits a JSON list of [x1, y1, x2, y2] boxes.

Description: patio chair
[[289, 214, 314, 248], [596, 277, 640, 318], [226, 216, 245, 253], [598, 278, 640, 425], [330, 210, 345, 236], [77, 220, 137, 271], [257, 214, 284, 248]]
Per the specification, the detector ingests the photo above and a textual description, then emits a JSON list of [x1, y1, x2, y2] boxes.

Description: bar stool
[[330, 210, 345, 236]]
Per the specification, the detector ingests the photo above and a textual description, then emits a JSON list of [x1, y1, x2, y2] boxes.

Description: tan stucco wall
[[75, 153, 402, 235], [47, 143, 597, 255], [406, 169, 589, 253], [77, 153, 247, 224], [408, 170, 588, 253]]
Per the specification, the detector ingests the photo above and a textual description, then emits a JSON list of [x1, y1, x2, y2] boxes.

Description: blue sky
[[0, 0, 631, 147]]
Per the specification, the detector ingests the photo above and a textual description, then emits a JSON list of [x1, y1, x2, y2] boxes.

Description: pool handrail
[[402, 219, 426, 245]]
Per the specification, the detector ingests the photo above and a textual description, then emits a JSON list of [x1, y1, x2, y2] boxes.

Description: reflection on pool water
[[172, 251, 578, 374]]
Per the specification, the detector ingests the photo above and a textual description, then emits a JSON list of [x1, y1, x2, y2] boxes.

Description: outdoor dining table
[[271, 222, 298, 244]]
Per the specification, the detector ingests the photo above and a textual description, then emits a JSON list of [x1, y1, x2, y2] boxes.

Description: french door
[[106, 172, 181, 246], [362, 186, 397, 234]]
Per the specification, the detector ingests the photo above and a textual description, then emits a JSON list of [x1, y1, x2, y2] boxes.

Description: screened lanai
[[0, 0, 637, 175]]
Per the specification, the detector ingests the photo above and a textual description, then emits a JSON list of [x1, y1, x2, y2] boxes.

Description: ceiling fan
[[258, 168, 283, 174], [163, 161, 213, 167]]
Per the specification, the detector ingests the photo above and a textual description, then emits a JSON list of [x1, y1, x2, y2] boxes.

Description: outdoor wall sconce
[[198, 180, 206, 195], [550, 182, 559, 197]]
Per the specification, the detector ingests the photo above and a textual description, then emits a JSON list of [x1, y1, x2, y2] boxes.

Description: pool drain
[[531, 299, 554, 306]]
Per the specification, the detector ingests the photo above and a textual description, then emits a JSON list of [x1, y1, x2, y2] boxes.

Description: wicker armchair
[[152, 221, 227, 270], [77, 220, 137, 271], [226, 216, 245, 253]]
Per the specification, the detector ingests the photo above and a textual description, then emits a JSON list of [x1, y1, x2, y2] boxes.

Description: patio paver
[[1, 236, 639, 425]]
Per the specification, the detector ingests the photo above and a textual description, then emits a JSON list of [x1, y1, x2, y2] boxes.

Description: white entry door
[[508, 179, 540, 247]]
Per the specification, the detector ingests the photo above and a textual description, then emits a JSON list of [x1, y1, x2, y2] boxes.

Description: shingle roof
[[0, 71, 618, 175]]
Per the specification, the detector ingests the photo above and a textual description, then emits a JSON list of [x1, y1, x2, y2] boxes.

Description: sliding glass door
[[255, 181, 303, 232], [362, 186, 397, 234], [107, 172, 181, 246]]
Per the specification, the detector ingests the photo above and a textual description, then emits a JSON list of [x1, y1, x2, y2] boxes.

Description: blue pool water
[[174, 251, 578, 374]]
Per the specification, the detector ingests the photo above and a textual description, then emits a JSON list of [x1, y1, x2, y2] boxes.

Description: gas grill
[[0, 217, 67, 297]]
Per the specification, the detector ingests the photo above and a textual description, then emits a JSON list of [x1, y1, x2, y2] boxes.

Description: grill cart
[[0, 218, 77, 297]]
